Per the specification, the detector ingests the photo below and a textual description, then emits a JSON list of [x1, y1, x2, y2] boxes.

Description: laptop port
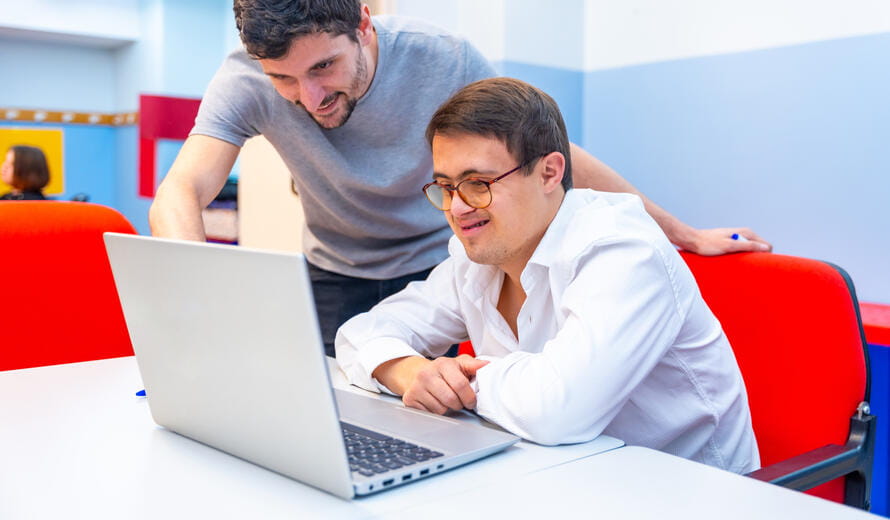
[[420, 469, 429, 476], [402, 474, 412, 481], [383, 479, 394, 487], [437, 464, 444, 470]]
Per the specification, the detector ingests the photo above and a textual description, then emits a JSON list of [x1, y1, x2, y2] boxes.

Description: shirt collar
[[526, 189, 589, 270]]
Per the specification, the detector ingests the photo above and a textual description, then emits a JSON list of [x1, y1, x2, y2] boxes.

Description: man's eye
[[461, 180, 490, 195], [316, 61, 333, 70]]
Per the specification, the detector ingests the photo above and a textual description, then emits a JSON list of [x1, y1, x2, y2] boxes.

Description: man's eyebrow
[[432, 168, 499, 182], [310, 53, 339, 70]]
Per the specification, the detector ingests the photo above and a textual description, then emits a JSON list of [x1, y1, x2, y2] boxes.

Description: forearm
[[149, 134, 240, 240], [149, 179, 209, 240]]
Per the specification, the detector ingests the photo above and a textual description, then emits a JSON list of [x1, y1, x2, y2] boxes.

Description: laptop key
[[383, 460, 403, 470]]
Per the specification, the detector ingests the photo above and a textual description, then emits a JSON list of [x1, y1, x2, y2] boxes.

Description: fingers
[[457, 354, 489, 377], [403, 387, 450, 415], [689, 228, 773, 256], [401, 357, 481, 415], [728, 228, 772, 253]]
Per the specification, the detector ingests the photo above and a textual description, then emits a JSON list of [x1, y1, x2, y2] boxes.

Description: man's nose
[[299, 80, 327, 111], [449, 189, 475, 217]]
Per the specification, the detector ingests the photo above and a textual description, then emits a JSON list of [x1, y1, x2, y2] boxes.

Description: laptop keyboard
[[341, 422, 443, 477]]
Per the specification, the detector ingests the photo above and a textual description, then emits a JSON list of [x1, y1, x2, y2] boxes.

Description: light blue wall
[[497, 62, 585, 144], [114, 126, 152, 234], [0, 37, 118, 112], [581, 32, 890, 303], [156, 0, 233, 98]]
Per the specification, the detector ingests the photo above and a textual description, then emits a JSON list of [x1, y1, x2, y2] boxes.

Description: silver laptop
[[104, 233, 519, 499]]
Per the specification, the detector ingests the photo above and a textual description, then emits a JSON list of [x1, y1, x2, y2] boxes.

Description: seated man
[[336, 78, 759, 473]]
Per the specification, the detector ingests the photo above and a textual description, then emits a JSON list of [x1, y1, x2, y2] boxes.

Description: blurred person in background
[[1, 145, 50, 201]]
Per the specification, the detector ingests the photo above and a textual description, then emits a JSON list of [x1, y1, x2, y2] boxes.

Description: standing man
[[336, 77, 759, 472], [149, 0, 771, 356]]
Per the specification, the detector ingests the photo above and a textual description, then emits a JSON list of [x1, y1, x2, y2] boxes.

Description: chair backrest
[[680, 251, 869, 502], [0, 201, 137, 370]]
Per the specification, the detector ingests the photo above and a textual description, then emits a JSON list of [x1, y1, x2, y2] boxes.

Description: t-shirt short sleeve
[[190, 49, 269, 147]]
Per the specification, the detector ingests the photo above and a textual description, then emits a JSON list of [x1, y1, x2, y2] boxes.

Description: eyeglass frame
[[421, 154, 547, 211]]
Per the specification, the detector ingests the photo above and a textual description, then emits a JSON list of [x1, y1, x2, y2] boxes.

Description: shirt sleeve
[[335, 257, 469, 394], [190, 52, 264, 147], [473, 238, 685, 445]]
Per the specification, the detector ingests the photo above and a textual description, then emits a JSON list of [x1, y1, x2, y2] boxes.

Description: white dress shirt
[[336, 189, 760, 473]]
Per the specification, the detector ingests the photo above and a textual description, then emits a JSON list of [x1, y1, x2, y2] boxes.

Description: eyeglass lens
[[426, 179, 492, 210]]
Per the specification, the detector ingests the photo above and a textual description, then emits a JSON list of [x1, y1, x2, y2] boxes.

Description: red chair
[[459, 251, 874, 509], [0, 201, 137, 370], [681, 251, 874, 509]]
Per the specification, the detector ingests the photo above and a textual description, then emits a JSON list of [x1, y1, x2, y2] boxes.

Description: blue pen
[[731, 233, 749, 242], [136, 389, 146, 397]]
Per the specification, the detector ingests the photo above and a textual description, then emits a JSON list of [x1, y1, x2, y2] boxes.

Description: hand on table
[[373, 355, 489, 415]]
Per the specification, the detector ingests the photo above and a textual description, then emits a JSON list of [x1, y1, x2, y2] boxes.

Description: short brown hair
[[9, 145, 50, 191], [426, 77, 572, 191], [234, 0, 362, 59]]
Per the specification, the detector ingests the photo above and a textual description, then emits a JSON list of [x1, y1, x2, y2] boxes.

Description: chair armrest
[[748, 443, 861, 489], [746, 412, 875, 509]]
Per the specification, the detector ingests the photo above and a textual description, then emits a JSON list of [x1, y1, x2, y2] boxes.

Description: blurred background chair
[[0, 201, 137, 371], [681, 251, 874, 509]]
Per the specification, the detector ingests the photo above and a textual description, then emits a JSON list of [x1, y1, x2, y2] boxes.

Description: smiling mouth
[[461, 219, 489, 231], [316, 94, 339, 112]]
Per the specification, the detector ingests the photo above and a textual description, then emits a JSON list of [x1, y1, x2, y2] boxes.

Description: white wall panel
[[584, 0, 890, 71], [0, 0, 140, 45], [393, 0, 506, 62]]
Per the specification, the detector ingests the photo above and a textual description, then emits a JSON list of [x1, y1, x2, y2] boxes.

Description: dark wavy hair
[[234, 0, 362, 59], [8, 145, 50, 191], [426, 77, 573, 191]]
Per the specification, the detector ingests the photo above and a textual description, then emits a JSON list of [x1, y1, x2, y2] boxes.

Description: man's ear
[[539, 152, 565, 194], [357, 4, 374, 45]]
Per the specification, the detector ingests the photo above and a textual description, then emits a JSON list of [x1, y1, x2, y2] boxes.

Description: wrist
[[372, 356, 428, 395], [665, 221, 700, 252]]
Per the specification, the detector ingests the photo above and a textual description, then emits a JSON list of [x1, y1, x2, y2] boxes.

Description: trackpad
[[336, 389, 466, 443]]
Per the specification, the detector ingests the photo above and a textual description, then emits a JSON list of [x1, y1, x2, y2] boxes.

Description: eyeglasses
[[422, 156, 543, 211]]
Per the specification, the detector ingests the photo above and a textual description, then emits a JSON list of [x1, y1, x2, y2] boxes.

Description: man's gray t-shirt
[[191, 16, 495, 279]]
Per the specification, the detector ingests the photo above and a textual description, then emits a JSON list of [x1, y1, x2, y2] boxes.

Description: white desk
[[389, 446, 877, 519], [0, 357, 878, 519], [0, 357, 619, 519]]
